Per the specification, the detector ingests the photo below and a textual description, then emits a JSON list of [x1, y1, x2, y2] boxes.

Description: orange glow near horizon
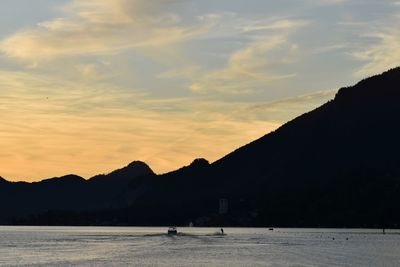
[[1, 0, 396, 181]]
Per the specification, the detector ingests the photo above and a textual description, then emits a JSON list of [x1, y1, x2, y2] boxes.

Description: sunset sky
[[0, 0, 399, 181]]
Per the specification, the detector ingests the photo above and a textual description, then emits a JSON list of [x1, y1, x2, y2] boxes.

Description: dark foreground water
[[0, 226, 399, 266]]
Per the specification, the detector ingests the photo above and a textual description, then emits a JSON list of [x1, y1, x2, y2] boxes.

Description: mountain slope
[[214, 67, 400, 186], [124, 67, 400, 227], [203, 67, 400, 226]]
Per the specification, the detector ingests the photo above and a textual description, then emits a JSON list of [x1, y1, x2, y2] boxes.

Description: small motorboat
[[168, 227, 178, 235]]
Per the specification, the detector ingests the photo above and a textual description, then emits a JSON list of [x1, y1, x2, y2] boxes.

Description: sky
[[0, 0, 399, 181]]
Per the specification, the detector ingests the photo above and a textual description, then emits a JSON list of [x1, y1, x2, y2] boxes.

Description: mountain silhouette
[[1, 67, 400, 227], [0, 161, 155, 224], [90, 161, 154, 184], [0, 177, 7, 185]]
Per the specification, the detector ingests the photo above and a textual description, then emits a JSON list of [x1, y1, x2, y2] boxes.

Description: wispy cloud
[[304, 0, 348, 6], [239, 19, 309, 33], [346, 1, 400, 77], [188, 34, 300, 94], [353, 30, 400, 77], [157, 16, 307, 94], [0, 0, 208, 65], [242, 90, 337, 122]]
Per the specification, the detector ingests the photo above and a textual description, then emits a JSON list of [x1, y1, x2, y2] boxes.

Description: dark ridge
[[89, 161, 154, 182], [160, 158, 210, 177], [38, 174, 86, 184], [0, 176, 9, 184], [190, 158, 210, 168], [334, 67, 400, 107], [213, 67, 400, 167], [127, 160, 152, 169]]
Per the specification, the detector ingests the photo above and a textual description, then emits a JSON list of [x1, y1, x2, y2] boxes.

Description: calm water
[[0, 226, 399, 266]]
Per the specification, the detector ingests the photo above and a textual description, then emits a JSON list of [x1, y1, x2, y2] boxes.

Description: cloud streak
[[189, 34, 300, 94], [354, 30, 400, 77], [0, 0, 207, 65]]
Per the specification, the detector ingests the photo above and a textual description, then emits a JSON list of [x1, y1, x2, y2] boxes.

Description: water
[[0, 227, 399, 266]]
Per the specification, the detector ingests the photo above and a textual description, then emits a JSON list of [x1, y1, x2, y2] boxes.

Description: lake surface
[[0, 226, 399, 266]]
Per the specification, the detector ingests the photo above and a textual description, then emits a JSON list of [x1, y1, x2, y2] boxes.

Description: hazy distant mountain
[[2, 67, 400, 227]]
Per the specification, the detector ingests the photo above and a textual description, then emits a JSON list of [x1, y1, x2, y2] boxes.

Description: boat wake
[[143, 232, 226, 238]]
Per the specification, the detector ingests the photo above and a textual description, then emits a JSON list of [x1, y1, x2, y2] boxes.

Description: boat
[[168, 227, 178, 235]]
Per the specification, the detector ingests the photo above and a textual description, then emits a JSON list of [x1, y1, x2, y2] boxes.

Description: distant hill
[[1, 67, 400, 227]]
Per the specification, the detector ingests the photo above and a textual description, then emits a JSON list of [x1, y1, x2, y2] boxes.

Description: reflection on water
[[0, 226, 400, 266]]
